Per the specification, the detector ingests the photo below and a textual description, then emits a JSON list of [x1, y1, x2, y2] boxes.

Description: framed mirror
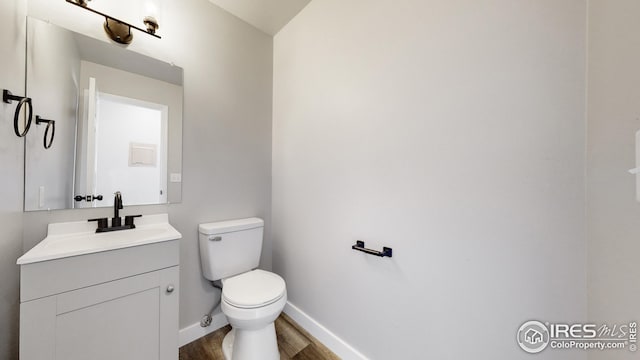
[[24, 17, 183, 211]]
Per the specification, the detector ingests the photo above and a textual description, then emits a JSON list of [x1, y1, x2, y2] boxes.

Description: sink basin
[[17, 213, 181, 265]]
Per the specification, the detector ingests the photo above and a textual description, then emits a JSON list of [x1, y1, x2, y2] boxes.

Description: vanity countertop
[[17, 214, 181, 265]]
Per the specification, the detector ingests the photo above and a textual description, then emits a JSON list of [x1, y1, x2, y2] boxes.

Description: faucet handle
[[125, 214, 142, 227], [88, 217, 108, 231]]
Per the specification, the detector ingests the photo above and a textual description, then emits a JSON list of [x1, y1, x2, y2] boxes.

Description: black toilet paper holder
[[351, 241, 392, 258]]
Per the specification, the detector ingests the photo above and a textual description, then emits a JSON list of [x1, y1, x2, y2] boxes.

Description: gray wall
[[273, 0, 587, 359], [587, 2, 640, 359], [0, 0, 272, 358], [0, 0, 26, 358]]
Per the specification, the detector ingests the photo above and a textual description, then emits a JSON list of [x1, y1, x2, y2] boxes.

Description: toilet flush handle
[[209, 236, 222, 242]]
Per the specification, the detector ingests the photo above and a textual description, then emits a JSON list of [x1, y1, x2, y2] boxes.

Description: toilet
[[198, 218, 286, 360]]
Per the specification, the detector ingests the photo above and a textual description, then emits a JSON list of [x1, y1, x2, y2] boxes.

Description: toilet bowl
[[198, 218, 287, 360], [220, 269, 287, 360]]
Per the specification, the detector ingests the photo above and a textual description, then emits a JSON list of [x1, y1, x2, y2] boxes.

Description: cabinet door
[[159, 266, 180, 360], [20, 267, 179, 360]]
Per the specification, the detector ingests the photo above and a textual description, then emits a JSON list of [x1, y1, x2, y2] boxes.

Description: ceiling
[[207, 0, 311, 36]]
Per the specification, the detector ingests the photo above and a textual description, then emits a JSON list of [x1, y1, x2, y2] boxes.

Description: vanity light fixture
[[66, 0, 161, 45], [143, 16, 159, 35]]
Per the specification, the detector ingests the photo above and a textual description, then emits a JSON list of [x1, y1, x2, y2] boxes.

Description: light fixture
[[143, 16, 159, 34], [66, 0, 161, 45]]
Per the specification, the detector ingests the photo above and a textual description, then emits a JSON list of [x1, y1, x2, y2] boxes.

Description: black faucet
[[112, 191, 123, 227], [88, 191, 142, 233]]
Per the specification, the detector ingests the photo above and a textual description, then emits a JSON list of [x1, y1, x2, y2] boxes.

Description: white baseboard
[[179, 312, 229, 347], [179, 301, 367, 360], [284, 302, 369, 360]]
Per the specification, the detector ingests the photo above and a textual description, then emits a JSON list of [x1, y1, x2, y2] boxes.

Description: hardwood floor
[[179, 313, 340, 360]]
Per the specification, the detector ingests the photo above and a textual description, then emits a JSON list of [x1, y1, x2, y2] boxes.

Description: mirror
[[24, 17, 183, 211]]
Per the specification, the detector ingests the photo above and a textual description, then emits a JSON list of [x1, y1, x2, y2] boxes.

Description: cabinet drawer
[[20, 239, 179, 302]]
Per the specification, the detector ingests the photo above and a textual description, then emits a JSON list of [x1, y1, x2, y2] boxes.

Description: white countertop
[[17, 214, 182, 265]]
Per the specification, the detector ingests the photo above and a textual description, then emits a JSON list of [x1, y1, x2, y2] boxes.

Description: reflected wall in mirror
[[24, 17, 183, 211]]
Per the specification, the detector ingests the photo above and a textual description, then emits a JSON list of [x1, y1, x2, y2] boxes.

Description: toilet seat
[[222, 269, 286, 309]]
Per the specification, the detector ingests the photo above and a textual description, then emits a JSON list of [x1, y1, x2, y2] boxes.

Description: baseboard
[[179, 312, 228, 347], [284, 302, 369, 360]]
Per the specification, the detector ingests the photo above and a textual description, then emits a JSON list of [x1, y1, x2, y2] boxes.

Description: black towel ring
[[3, 89, 33, 137], [36, 116, 55, 149]]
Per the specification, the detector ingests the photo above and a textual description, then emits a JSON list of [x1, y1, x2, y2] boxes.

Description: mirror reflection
[[24, 17, 183, 211]]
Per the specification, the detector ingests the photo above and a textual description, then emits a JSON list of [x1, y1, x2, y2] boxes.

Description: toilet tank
[[198, 218, 264, 281]]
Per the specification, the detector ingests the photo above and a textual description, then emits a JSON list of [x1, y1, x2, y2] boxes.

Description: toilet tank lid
[[199, 217, 264, 235]]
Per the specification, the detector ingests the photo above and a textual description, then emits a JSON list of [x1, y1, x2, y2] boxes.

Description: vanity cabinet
[[17, 215, 181, 360]]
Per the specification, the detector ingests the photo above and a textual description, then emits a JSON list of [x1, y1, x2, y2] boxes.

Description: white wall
[[587, 2, 640, 359], [0, 0, 26, 357], [273, 0, 587, 359], [17, 0, 273, 346]]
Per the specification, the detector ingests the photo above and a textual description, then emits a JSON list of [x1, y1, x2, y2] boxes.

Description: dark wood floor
[[179, 313, 340, 360]]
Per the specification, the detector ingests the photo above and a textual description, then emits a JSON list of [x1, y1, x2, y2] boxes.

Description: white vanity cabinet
[[17, 214, 181, 360]]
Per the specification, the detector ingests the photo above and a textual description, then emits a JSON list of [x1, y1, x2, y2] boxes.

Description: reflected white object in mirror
[[24, 17, 183, 211]]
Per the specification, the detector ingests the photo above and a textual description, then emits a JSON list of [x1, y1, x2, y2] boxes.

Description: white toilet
[[198, 218, 286, 360]]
